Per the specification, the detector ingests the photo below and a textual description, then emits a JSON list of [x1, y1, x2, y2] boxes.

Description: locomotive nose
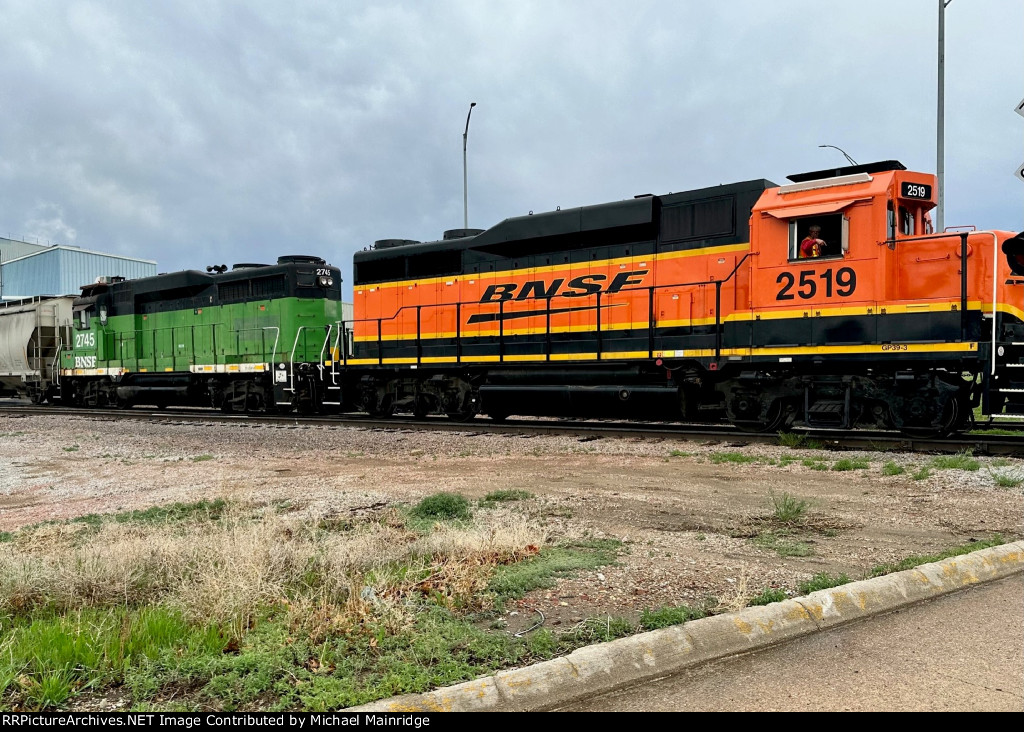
[[1001, 231, 1024, 275]]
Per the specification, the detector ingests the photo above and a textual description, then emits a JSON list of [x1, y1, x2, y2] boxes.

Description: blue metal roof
[[0, 246, 157, 299]]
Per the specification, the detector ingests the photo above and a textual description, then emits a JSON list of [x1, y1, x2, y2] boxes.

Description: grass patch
[[748, 587, 788, 606], [882, 461, 905, 476], [668, 449, 691, 458], [62, 446, 79, 453], [990, 458, 1012, 468], [832, 458, 869, 472], [1, 498, 619, 710], [798, 573, 851, 594], [0, 606, 227, 709], [801, 458, 829, 471], [0, 532, 14, 544], [410, 493, 471, 522], [753, 531, 813, 558], [191, 454, 215, 462], [482, 490, 533, 503], [930, 451, 980, 472], [912, 466, 932, 481], [768, 490, 808, 525], [777, 432, 824, 450], [487, 539, 620, 607], [991, 472, 1024, 488], [639, 604, 705, 630], [709, 451, 755, 465], [868, 535, 1006, 578]]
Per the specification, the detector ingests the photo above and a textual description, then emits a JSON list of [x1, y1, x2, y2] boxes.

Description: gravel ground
[[2, 413, 1022, 631]]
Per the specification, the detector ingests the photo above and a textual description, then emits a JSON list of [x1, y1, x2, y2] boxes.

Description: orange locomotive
[[345, 160, 1024, 436]]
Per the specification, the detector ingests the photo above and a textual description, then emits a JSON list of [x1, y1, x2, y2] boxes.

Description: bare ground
[[2, 413, 1022, 633]]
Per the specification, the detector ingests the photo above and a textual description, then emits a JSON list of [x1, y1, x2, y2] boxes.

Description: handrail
[[288, 326, 310, 392], [350, 252, 753, 364], [318, 324, 333, 378], [261, 326, 280, 364], [51, 338, 63, 386]]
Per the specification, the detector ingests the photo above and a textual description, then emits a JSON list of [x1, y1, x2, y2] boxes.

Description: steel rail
[[3, 403, 1024, 456]]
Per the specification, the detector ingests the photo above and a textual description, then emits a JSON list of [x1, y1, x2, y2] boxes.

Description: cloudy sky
[[1, 0, 1021, 295]]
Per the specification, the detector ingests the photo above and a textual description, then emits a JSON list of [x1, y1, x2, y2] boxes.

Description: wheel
[[894, 394, 962, 439]]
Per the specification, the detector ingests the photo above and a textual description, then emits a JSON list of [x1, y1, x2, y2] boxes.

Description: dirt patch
[[2, 413, 1022, 634]]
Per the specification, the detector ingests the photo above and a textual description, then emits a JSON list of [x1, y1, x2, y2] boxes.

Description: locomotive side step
[[804, 399, 847, 428]]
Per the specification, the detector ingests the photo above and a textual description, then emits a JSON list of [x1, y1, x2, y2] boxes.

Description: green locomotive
[[60, 256, 344, 412]]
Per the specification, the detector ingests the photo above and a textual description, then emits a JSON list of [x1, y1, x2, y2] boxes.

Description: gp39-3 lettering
[[776, 267, 857, 301]]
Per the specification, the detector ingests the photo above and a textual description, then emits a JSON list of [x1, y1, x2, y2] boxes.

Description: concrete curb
[[349, 540, 1024, 712]]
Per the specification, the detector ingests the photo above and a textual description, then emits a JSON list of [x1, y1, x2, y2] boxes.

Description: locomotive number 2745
[[776, 267, 857, 301]]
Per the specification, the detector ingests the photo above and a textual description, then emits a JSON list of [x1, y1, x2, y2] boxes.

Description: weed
[[991, 472, 1024, 489], [930, 451, 980, 472], [912, 466, 932, 481], [0, 532, 13, 543], [777, 455, 797, 467], [668, 449, 691, 458], [482, 490, 533, 503], [882, 461, 905, 476], [990, 458, 1012, 468], [768, 490, 808, 524], [62, 446, 79, 453], [639, 604, 704, 630], [748, 587, 788, 606], [410, 493, 471, 522], [709, 451, 756, 465], [798, 573, 851, 594], [832, 458, 869, 472], [191, 454, 215, 462]]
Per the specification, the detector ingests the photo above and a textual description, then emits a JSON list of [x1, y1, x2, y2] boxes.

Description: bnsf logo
[[74, 356, 97, 368], [480, 270, 649, 302]]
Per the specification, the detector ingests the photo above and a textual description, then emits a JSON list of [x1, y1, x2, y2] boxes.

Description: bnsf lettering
[[74, 356, 97, 368], [480, 270, 649, 303]]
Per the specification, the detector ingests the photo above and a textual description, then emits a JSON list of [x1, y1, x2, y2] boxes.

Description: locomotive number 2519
[[776, 267, 857, 301]]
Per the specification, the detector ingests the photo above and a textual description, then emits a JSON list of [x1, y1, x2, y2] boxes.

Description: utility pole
[[937, 0, 952, 233]]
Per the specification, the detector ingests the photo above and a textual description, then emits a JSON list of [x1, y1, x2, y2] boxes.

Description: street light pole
[[818, 144, 859, 166], [937, 0, 952, 233], [463, 102, 477, 230]]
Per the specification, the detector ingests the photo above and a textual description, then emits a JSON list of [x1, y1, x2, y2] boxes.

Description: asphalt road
[[560, 575, 1024, 712]]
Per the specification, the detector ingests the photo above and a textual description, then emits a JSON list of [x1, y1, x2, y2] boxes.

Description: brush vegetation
[[0, 497, 637, 711]]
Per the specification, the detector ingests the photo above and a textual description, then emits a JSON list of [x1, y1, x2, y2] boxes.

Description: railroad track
[[3, 402, 1024, 456]]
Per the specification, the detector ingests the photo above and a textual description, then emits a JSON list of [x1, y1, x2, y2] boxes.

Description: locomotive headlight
[[317, 275, 334, 287]]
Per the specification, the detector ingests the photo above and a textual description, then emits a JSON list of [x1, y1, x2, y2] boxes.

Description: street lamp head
[[818, 144, 858, 167], [470, 102, 476, 107]]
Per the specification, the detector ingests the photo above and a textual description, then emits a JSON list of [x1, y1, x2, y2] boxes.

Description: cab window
[[789, 214, 845, 261], [899, 207, 916, 236], [75, 310, 90, 330]]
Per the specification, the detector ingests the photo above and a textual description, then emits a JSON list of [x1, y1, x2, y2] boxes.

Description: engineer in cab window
[[799, 225, 826, 258]]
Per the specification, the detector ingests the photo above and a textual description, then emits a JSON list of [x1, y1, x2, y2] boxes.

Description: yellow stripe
[[354, 299, 983, 342], [356, 242, 751, 292], [349, 341, 979, 367], [600, 351, 651, 360]]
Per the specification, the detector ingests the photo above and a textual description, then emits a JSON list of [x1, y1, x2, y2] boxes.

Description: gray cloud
[[0, 0, 1020, 293]]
